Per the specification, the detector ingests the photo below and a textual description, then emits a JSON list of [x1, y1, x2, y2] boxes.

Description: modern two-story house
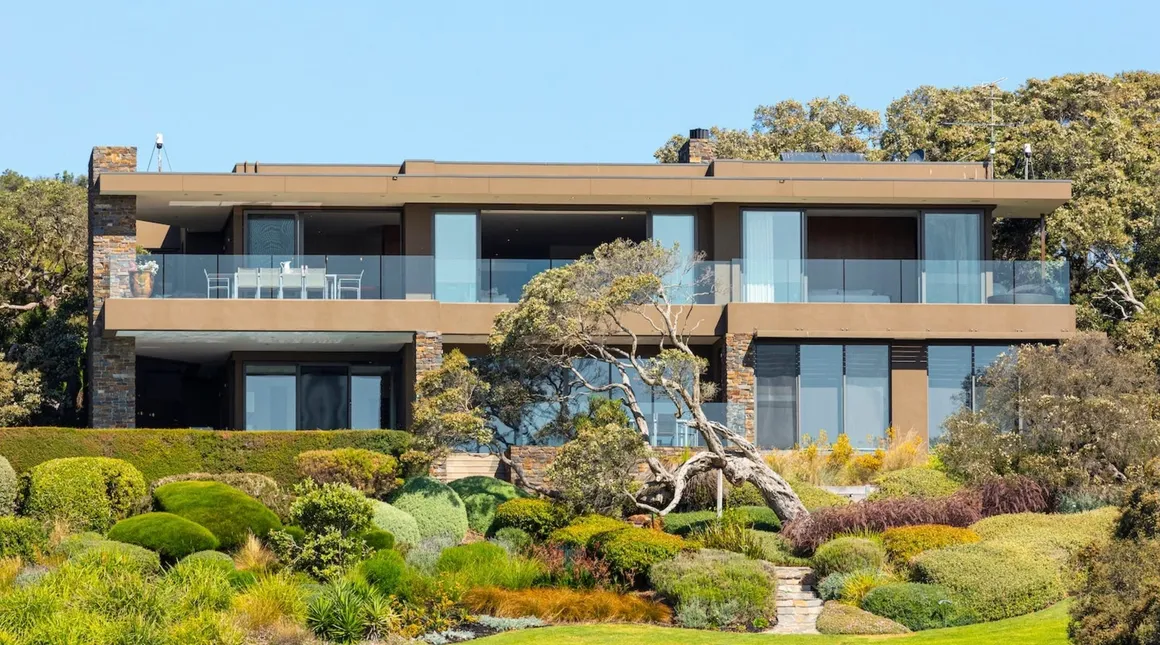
[[86, 131, 1074, 453]]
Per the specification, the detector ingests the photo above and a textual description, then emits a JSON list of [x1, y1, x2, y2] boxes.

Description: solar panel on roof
[[824, 152, 867, 162], [780, 151, 825, 162]]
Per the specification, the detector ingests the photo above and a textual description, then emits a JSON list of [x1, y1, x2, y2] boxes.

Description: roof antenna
[[145, 133, 172, 172], [940, 78, 1017, 177], [154, 133, 164, 172]]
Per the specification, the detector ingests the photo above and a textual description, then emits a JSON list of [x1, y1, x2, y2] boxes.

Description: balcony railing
[[109, 254, 1069, 305]]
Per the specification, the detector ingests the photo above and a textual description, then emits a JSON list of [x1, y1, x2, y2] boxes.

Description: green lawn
[[475, 602, 1069, 645]]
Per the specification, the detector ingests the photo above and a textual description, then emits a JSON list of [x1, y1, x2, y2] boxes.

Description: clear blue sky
[[2, 0, 1158, 177]]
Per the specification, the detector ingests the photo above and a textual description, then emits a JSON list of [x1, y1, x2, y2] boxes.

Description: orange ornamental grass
[[463, 586, 671, 624]]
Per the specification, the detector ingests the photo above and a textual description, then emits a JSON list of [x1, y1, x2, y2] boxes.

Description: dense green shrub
[[1116, 477, 1160, 540], [0, 517, 46, 560], [860, 583, 976, 631], [289, 480, 373, 536], [970, 507, 1118, 564], [107, 512, 220, 562], [360, 529, 395, 552], [55, 533, 161, 573], [154, 480, 281, 550], [181, 549, 235, 568], [296, 448, 402, 499], [436, 541, 544, 590], [448, 476, 529, 534], [869, 467, 961, 501], [790, 480, 850, 511], [491, 498, 572, 541], [750, 530, 810, 566], [818, 569, 894, 605], [22, 457, 146, 531], [492, 527, 532, 553], [881, 525, 980, 566], [550, 515, 630, 549], [724, 481, 765, 507], [663, 506, 781, 537], [388, 476, 469, 543], [911, 542, 1065, 621], [1057, 487, 1121, 514], [0, 427, 410, 484], [0, 457, 15, 515], [591, 527, 685, 577], [817, 601, 910, 635], [269, 527, 371, 581], [1070, 536, 1160, 645], [306, 579, 398, 643], [812, 537, 886, 578], [370, 500, 421, 547], [650, 549, 776, 630], [361, 548, 408, 596], [150, 472, 290, 518]]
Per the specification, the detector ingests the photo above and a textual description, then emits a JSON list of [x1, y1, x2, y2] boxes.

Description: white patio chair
[[257, 267, 280, 299], [235, 268, 258, 298], [337, 270, 364, 300], [280, 266, 304, 299], [204, 269, 230, 299], [304, 267, 327, 299]]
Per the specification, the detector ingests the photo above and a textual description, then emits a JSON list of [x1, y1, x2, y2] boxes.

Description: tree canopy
[[655, 72, 1160, 362]]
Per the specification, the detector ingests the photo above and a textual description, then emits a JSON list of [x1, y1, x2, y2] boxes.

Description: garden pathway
[[766, 566, 822, 635]]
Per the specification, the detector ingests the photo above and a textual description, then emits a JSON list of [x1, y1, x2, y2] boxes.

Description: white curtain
[[743, 210, 801, 302]]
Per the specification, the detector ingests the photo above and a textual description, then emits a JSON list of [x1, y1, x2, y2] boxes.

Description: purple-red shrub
[[783, 491, 983, 552], [975, 475, 1050, 517]]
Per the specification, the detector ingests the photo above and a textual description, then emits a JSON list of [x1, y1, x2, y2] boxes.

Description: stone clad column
[[722, 332, 756, 442], [403, 331, 444, 429], [87, 146, 137, 428]]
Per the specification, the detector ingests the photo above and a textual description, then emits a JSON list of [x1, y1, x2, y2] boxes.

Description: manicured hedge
[[447, 476, 529, 534], [790, 480, 850, 511], [370, 500, 421, 547], [783, 492, 983, 552], [107, 512, 220, 562], [881, 525, 980, 566], [550, 515, 631, 549], [0, 457, 16, 515], [816, 601, 910, 635], [22, 457, 146, 532], [812, 537, 886, 578], [591, 527, 685, 577], [662, 506, 782, 537], [969, 507, 1118, 564], [869, 468, 962, 501], [388, 476, 469, 543], [154, 480, 282, 550], [56, 532, 161, 573], [0, 427, 411, 484], [910, 542, 1065, 622], [860, 583, 975, 631], [492, 498, 574, 541]]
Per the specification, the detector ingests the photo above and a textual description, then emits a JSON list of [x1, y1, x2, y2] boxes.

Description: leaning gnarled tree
[[489, 239, 808, 522]]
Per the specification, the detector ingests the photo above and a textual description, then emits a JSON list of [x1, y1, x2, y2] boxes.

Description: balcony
[[108, 255, 1069, 306]]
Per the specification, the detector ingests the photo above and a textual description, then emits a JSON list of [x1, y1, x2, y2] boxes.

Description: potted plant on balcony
[[129, 259, 159, 298]]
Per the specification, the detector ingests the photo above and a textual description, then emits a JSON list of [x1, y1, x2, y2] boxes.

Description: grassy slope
[[474, 601, 1069, 645]]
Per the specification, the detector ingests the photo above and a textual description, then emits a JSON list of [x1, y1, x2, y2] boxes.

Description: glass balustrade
[[107, 254, 1068, 305]]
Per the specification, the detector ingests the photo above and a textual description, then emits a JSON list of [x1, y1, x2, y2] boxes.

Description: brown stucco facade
[[88, 138, 1075, 447]]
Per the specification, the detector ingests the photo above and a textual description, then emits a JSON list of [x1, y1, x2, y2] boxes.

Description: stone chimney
[[678, 128, 716, 164]]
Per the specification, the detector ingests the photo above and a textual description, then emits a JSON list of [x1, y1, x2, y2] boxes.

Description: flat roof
[[99, 158, 1071, 222]]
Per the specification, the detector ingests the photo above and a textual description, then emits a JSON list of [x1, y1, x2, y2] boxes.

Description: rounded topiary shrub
[[360, 529, 395, 552], [591, 527, 685, 577], [812, 537, 886, 578], [550, 515, 630, 549], [651, 548, 776, 630], [860, 582, 976, 631], [56, 533, 162, 573], [881, 524, 980, 566], [491, 498, 573, 541], [0, 456, 16, 515], [23, 457, 146, 531], [387, 476, 469, 543], [492, 527, 532, 553], [910, 542, 1064, 622], [370, 500, 421, 547], [181, 550, 236, 569], [663, 506, 781, 537], [154, 480, 281, 550], [790, 480, 850, 511], [150, 472, 290, 519], [869, 468, 962, 501], [0, 516, 48, 560], [448, 476, 529, 534], [361, 548, 407, 596], [295, 448, 402, 499], [725, 481, 765, 508], [107, 512, 220, 563]]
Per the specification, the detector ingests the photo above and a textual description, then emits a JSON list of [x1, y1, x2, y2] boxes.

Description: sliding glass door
[[651, 213, 695, 303], [244, 364, 394, 430], [923, 212, 982, 303], [742, 210, 802, 303], [435, 212, 480, 302]]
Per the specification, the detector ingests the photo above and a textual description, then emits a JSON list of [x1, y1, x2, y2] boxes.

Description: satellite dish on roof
[[906, 149, 926, 162]]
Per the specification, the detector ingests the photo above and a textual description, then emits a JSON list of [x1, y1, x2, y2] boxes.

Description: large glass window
[[923, 212, 982, 303], [246, 213, 299, 256], [651, 213, 695, 303], [434, 212, 479, 302], [927, 344, 1013, 442], [742, 210, 802, 303], [244, 364, 393, 431], [755, 343, 891, 450]]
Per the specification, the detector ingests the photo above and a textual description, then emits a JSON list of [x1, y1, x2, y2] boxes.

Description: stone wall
[[678, 136, 717, 164], [414, 331, 443, 379], [723, 333, 756, 441], [87, 146, 137, 428]]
